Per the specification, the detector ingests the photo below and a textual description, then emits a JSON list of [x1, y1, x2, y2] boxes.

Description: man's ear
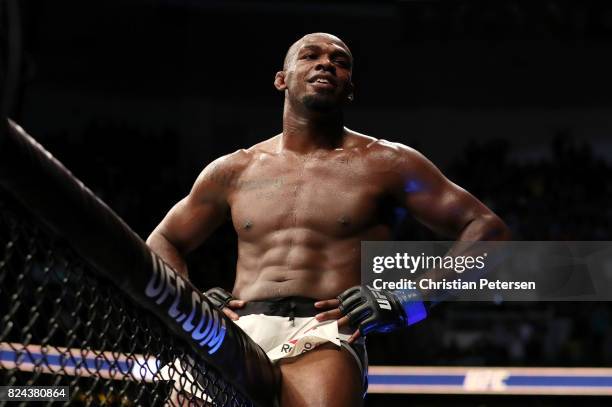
[[274, 71, 287, 91]]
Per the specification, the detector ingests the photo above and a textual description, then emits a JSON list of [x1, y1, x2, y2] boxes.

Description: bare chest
[[229, 154, 388, 238]]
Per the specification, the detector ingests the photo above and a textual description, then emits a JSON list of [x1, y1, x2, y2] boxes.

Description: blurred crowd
[[41, 121, 183, 236], [448, 132, 612, 241], [37, 120, 612, 367]]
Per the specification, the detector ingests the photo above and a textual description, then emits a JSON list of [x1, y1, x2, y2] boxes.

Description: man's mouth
[[308, 76, 337, 89]]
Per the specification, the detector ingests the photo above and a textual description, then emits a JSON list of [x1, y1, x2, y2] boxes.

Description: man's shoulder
[[206, 150, 250, 175], [244, 134, 282, 156], [203, 135, 281, 178], [345, 130, 441, 181], [209, 135, 278, 168], [346, 129, 423, 162]]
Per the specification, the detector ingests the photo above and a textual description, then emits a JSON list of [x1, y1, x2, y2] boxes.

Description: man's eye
[[304, 54, 316, 60]]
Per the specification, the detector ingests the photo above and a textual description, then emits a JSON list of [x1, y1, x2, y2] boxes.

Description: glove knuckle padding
[[204, 287, 234, 309], [340, 294, 364, 314], [338, 286, 361, 301], [354, 303, 372, 320], [340, 285, 428, 336], [347, 303, 372, 326]]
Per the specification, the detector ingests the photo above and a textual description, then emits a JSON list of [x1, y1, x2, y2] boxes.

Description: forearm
[[417, 213, 511, 301], [146, 230, 189, 279], [334, 216, 511, 336]]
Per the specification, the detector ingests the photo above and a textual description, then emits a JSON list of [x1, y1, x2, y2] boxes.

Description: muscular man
[[147, 33, 510, 406]]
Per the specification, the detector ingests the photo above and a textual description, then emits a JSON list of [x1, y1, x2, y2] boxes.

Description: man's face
[[281, 35, 354, 112]]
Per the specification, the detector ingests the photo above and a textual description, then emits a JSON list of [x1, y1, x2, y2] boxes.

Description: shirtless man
[[147, 33, 510, 407]]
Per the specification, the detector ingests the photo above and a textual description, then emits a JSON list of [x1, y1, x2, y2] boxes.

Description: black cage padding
[[0, 120, 279, 406]]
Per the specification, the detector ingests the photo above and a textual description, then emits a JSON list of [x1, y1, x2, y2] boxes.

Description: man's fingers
[[347, 329, 361, 344], [222, 308, 240, 321], [315, 308, 343, 322], [226, 299, 245, 309], [314, 299, 340, 309], [336, 315, 350, 327]]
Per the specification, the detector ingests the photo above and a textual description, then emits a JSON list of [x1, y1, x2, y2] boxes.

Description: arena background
[[3, 0, 612, 405]]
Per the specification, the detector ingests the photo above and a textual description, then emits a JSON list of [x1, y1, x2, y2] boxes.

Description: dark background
[[3, 0, 612, 405]]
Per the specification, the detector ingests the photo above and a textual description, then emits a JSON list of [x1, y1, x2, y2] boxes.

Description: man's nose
[[315, 57, 336, 74]]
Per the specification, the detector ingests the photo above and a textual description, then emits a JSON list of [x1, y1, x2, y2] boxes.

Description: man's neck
[[280, 99, 345, 154]]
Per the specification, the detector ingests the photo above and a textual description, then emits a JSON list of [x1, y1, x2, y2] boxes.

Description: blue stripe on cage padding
[[5, 347, 612, 391], [368, 373, 612, 388], [505, 376, 612, 387], [0, 350, 133, 373]]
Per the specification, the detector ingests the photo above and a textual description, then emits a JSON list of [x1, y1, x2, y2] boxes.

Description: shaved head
[[283, 33, 352, 70]]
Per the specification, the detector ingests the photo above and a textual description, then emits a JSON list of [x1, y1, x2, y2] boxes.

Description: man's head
[[275, 33, 354, 112]]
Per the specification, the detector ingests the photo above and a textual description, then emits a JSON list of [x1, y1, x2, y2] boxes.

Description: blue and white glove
[[337, 286, 428, 336]]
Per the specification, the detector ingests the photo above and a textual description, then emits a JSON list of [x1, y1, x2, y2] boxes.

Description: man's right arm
[[146, 155, 238, 279]]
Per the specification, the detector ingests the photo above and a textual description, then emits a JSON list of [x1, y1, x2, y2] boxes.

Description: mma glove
[[203, 287, 234, 310], [337, 286, 428, 336]]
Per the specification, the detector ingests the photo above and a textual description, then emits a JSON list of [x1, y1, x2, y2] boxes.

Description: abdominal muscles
[[232, 225, 389, 300]]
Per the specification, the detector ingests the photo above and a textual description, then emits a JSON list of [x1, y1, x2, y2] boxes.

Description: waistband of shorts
[[235, 297, 319, 317]]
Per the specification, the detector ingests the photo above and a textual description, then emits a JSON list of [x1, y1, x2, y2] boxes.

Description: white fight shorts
[[159, 297, 368, 404], [234, 297, 368, 391]]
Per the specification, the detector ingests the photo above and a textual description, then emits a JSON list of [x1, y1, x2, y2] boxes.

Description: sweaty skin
[[147, 33, 510, 407], [153, 130, 504, 300]]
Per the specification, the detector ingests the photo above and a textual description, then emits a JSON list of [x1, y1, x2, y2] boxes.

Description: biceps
[[156, 195, 228, 254]]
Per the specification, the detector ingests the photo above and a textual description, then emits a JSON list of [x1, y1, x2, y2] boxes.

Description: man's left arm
[[316, 143, 510, 341], [395, 144, 510, 242]]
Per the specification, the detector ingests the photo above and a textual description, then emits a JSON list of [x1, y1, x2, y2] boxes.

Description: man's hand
[[204, 287, 245, 321], [315, 286, 428, 343], [314, 298, 361, 342]]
